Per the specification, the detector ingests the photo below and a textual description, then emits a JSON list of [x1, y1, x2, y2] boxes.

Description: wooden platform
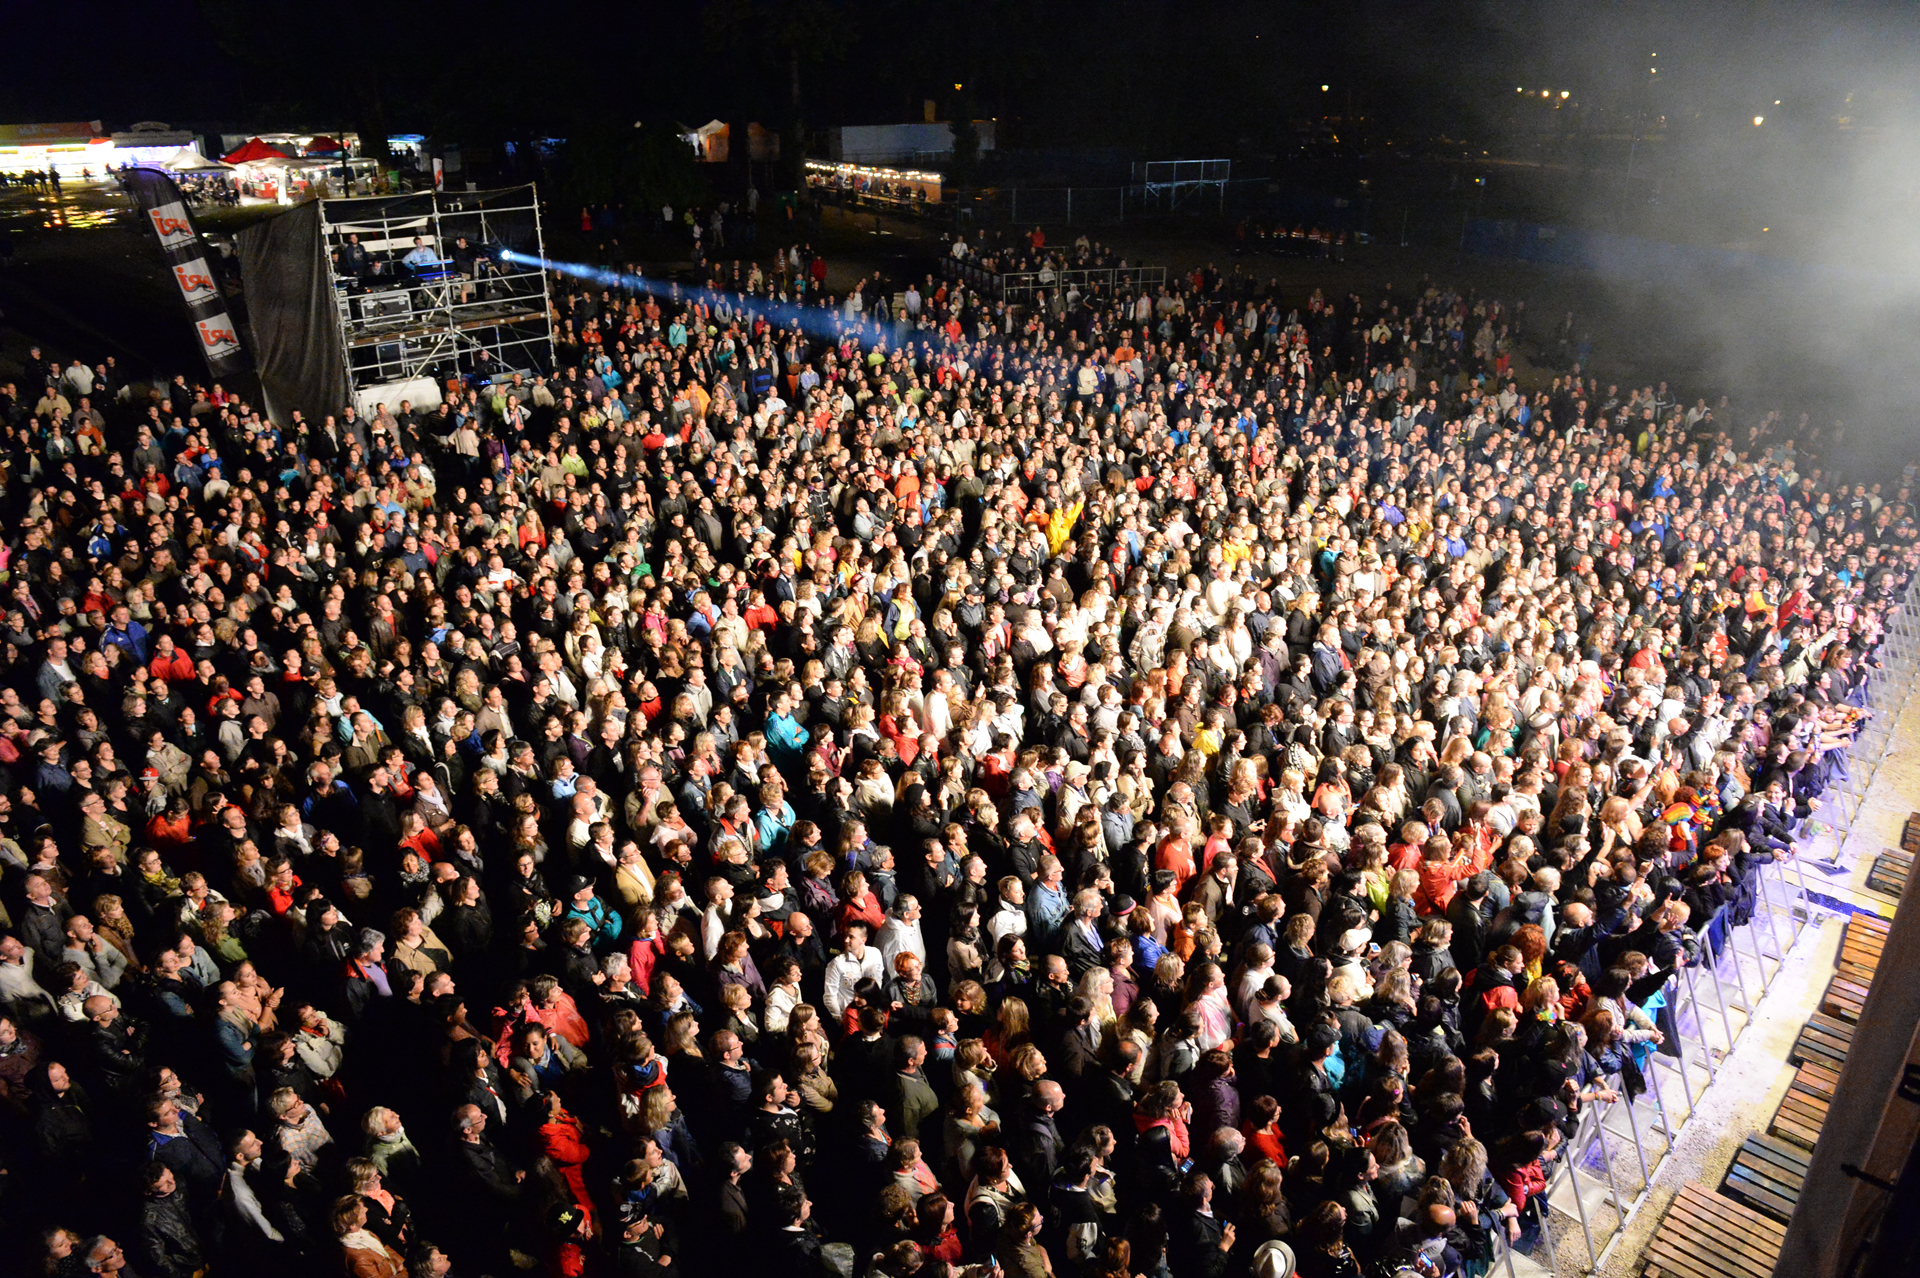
[[1722, 1132, 1812, 1225], [1899, 810, 1920, 853], [1642, 1183, 1785, 1278], [1820, 962, 1872, 1020], [1867, 848, 1911, 899], [1788, 1012, 1854, 1072], [1767, 1062, 1838, 1150], [1838, 911, 1888, 973]]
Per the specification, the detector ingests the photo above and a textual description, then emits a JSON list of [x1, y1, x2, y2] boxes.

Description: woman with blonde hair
[[1275, 766, 1312, 826], [952, 1037, 998, 1103], [985, 997, 1031, 1069], [1075, 966, 1118, 1046], [1517, 976, 1563, 1049]]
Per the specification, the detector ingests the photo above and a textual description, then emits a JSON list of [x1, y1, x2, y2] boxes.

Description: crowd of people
[[0, 210, 1910, 1278]]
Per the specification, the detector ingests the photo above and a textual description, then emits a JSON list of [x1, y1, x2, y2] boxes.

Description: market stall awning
[[304, 135, 346, 155], [160, 147, 233, 172], [222, 137, 290, 165]]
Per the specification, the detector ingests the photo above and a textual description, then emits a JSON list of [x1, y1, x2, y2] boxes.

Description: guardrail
[[940, 258, 1168, 304], [1811, 569, 1920, 866], [1483, 571, 1920, 1278]]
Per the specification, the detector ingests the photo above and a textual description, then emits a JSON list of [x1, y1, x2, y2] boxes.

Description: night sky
[[5, 2, 1915, 159]]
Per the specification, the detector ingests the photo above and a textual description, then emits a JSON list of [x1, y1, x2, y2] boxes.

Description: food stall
[[0, 121, 200, 179], [159, 147, 239, 206], [804, 159, 943, 208]]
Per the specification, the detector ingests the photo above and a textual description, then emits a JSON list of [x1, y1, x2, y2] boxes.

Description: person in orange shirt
[[1415, 833, 1476, 916], [1155, 813, 1198, 893], [894, 462, 922, 505]]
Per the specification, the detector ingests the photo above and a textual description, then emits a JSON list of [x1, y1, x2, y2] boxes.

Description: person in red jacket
[[832, 870, 886, 940], [149, 634, 194, 684], [1493, 1128, 1556, 1249], [1415, 833, 1476, 916], [538, 1094, 595, 1232]]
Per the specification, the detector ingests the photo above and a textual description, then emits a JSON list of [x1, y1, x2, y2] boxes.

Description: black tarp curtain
[[235, 200, 349, 426]]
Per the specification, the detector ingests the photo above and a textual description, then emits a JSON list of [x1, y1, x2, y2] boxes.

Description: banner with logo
[[124, 167, 252, 378]]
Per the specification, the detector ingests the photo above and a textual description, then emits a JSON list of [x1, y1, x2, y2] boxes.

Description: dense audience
[[0, 211, 1910, 1278]]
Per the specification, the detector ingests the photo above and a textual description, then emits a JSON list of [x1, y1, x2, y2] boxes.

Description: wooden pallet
[[1867, 849, 1911, 898], [1820, 963, 1872, 1021], [1787, 1012, 1854, 1071], [1723, 1132, 1812, 1224], [1641, 1182, 1785, 1278], [1838, 916, 1886, 977], [1791, 1059, 1841, 1104], [1900, 810, 1920, 853], [1767, 1064, 1836, 1150]]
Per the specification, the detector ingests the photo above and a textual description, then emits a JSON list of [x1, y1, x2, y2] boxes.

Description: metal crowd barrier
[[1486, 649, 1907, 1278], [1812, 568, 1920, 864]]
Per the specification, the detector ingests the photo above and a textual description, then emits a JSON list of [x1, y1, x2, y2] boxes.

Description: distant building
[[0, 120, 200, 176], [823, 122, 996, 167], [680, 121, 781, 164]]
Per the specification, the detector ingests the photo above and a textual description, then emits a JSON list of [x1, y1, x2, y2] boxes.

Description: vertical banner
[[123, 166, 253, 378]]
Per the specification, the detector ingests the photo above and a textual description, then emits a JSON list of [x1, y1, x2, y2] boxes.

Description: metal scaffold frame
[[318, 185, 554, 398], [1134, 158, 1231, 213]]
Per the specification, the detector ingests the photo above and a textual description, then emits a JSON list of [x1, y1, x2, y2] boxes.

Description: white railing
[[1488, 570, 1920, 1274]]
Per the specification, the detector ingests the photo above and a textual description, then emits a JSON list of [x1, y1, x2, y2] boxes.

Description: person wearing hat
[[560, 876, 621, 953]]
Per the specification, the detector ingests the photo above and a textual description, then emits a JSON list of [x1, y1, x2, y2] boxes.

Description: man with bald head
[[87, 992, 148, 1092], [450, 1101, 524, 1266], [1382, 1201, 1465, 1274], [1014, 1077, 1066, 1192]]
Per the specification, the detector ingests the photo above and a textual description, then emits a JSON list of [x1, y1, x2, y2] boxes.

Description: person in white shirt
[[987, 877, 1029, 945], [764, 957, 803, 1034], [701, 878, 734, 961], [876, 896, 927, 972], [822, 923, 885, 1020], [1233, 944, 1277, 1025], [402, 237, 438, 268]]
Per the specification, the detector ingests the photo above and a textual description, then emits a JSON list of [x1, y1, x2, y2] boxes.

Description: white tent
[[160, 147, 232, 172]]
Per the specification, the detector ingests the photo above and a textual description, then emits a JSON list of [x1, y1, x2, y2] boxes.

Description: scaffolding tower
[[318, 186, 553, 401], [1133, 159, 1231, 213]]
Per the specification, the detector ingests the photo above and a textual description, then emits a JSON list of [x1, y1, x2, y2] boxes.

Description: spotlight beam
[[496, 247, 895, 352]]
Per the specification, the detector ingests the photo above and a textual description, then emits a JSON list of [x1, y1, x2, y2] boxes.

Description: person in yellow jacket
[[1045, 497, 1085, 556]]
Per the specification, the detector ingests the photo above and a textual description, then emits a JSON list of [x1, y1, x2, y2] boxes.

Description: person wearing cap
[[560, 876, 621, 952]]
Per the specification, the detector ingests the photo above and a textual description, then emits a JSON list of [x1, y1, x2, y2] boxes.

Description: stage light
[[1754, 116, 1764, 126], [1561, 91, 1570, 99]]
